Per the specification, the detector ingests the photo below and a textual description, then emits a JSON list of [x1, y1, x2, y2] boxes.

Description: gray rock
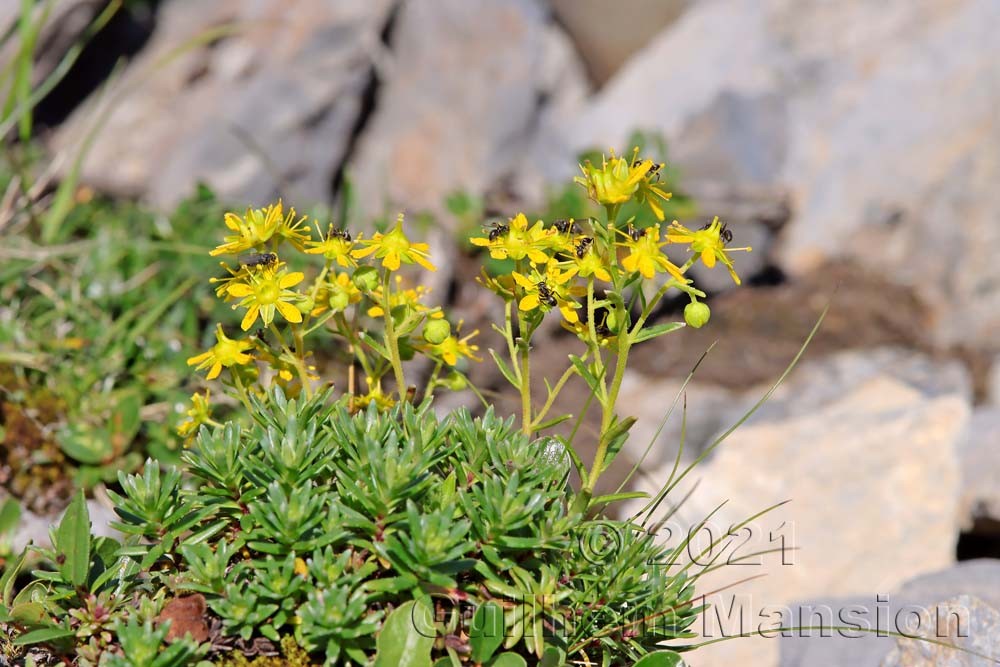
[[882, 595, 1000, 667], [957, 409, 1000, 530], [51, 0, 394, 208], [539, 0, 1000, 350], [550, 0, 690, 84], [780, 560, 1000, 667], [628, 367, 970, 667], [987, 357, 1000, 408], [346, 0, 590, 225]]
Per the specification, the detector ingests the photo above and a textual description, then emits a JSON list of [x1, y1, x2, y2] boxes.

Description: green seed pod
[[352, 266, 379, 292], [444, 372, 467, 391], [422, 319, 451, 345], [684, 301, 711, 329]]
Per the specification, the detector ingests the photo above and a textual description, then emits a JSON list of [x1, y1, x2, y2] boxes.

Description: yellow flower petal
[[278, 272, 305, 289], [227, 283, 253, 298], [276, 300, 303, 323], [519, 294, 540, 311], [241, 304, 260, 331]]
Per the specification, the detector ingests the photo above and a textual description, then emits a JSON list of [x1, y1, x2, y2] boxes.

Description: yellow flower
[[277, 207, 312, 250], [322, 271, 362, 314], [351, 214, 436, 272], [353, 378, 395, 412], [305, 224, 356, 268], [226, 268, 305, 331], [635, 164, 672, 221], [469, 213, 552, 264], [666, 217, 751, 285], [423, 327, 481, 366], [177, 390, 213, 442], [618, 224, 685, 281], [512, 265, 583, 323], [575, 148, 654, 207], [366, 276, 436, 318], [210, 201, 286, 256], [187, 325, 254, 379], [560, 236, 611, 282]]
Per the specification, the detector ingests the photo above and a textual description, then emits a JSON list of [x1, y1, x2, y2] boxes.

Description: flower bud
[[444, 372, 467, 391], [296, 297, 315, 315], [684, 301, 711, 329], [352, 266, 379, 292], [329, 292, 351, 312], [422, 319, 451, 345]]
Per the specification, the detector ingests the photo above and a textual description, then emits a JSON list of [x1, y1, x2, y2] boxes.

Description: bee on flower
[[558, 234, 612, 282], [226, 267, 306, 331], [575, 148, 672, 220], [305, 223, 357, 268], [617, 224, 686, 282], [512, 265, 584, 323], [470, 212, 553, 264], [666, 216, 751, 285], [351, 213, 435, 272]]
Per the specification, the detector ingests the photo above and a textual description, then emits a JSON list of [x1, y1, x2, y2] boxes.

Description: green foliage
[[0, 185, 232, 511], [1, 388, 700, 665]]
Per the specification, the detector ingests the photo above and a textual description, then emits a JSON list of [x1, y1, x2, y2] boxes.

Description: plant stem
[[380, 271, 407, 398]]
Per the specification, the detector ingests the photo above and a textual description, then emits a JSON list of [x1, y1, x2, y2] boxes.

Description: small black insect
[[552, 219, 581, 235], [328, 227, 352, 242], [574, 236, 594, 259], [627, 224, 644, 241], [238, 252, 278, 269], [719, 223, 733, 244], [700, 221, 733, 244], [485, 221, 509, 242], [536, 281, 558, 308]]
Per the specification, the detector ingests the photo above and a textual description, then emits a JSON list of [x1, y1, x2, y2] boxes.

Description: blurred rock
[[957, 408, 1000, 530], [541, 0, 1000, 350], [51, 0, 394, 208], [779, 560, 1000, 667], [550, 0, 690, 85], [987, 356, 1000, 407], [346, 0, 589, 225], [882, 595, 1000, 667], [629, 364, 969, 667]]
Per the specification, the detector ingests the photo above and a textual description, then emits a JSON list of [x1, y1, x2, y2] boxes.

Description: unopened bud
[[422, 319, 451, 345], [684, 301, 711, 329]]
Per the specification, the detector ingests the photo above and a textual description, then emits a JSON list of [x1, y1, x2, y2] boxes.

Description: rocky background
[[11, 0, 1000, 665]]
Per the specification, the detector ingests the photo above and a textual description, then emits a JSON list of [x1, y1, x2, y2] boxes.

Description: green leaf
[[591, 491, 649, 505], [486, 653, 527, 667], [8, 601, 48, 626], [13, 626, 76, 646], [539, 646, 567, 667], [632, 321, 685, 344], [568, 354, 599, 392], [488, 349, 520, 389], [0, 497, 20, 535], [469, 601, 504, 662], [634, 650, 685, 667], [374, 599, 434, 667], [55, 489, 91, 588], [1, 547, 26, 604]]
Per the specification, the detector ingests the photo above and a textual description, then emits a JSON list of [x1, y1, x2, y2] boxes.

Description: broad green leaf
[[633, 321, 685, 344], [486, 653, 527, 667], [0, 497, 21, 535], [8, 602, 47, 625], [55, 490, 91, 588], [13, 626, 76, 646], [374, 599, 434, 667], [540, 646, 566, 667], [469, 602, 504, 662], [634, 650, 685, 667]]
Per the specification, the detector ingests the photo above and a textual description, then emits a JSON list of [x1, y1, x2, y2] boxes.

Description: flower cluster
[[470, 147, 750, 500], [182, 203, 478, 434]]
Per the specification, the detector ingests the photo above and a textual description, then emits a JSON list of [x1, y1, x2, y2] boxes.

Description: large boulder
[[51, 0, 395, 208], [345, 0, 589, 225], [538, 0, 1000, 349], [627, 350, 970, 667]]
